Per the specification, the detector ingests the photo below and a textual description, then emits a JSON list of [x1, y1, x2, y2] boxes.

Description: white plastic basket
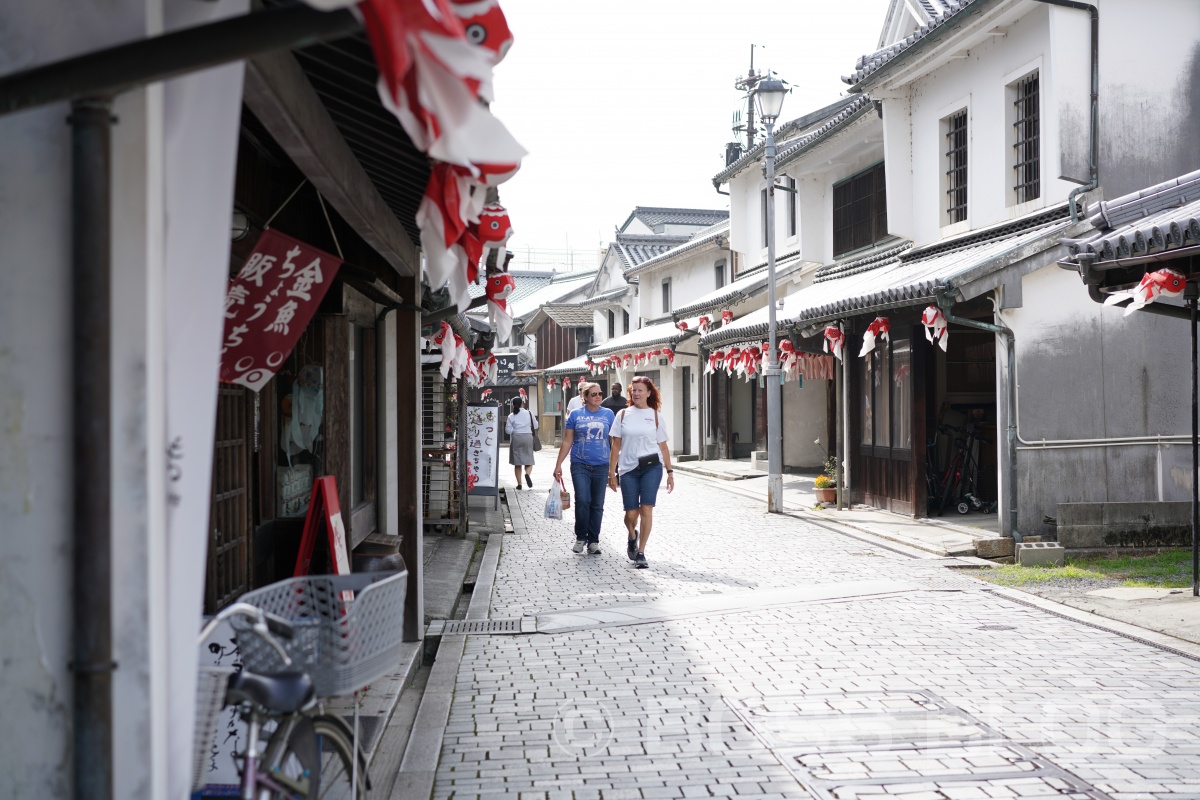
[[191, 665, 235, 792], [232, 570, 408, 698]]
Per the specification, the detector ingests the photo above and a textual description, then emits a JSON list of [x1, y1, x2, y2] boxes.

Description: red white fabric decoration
[[697, 315, 711, 335], [546, 377, 556, 390], [481, 388, 493, 400], [676, 320, 688, 331], [725, 346, 740, 376], [562, 376, 572, 390], [823, 323, 845, 361], [485, 353, 498, 384], [706, 350, 721, 375], [634, 352, 646, 367], [721, 309, 734, 326], [663, 348, 676, 368], [485, 272, 516, 342], [452, 333, 469, 378], [478, 204, 514, 272], [621, 353, 633, 368], [432, 321, 456, 378], [449, 0, 515, 102], [778, 340, 797, 381], [858, 316, 891, 357], [518, 386, 528, 404], [921, 306, 948, 352], [743, 346, 761, 379], [1103, 268, 1188, 316]]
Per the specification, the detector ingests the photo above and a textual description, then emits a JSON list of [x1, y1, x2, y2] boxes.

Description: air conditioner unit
[[658, 358, 669, 366]]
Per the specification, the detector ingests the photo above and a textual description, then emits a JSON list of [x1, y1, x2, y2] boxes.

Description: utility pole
[[733, 45, 763, 149]]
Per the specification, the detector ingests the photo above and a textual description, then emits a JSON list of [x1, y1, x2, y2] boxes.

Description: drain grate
[[727, 690, 1112, 800], [427, 618, 528, 636]]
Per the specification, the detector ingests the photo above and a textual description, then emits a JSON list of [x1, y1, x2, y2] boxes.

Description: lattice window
[[945, 109, 968, 224], [833, 163, 887, 257], [1012, 73, 1040, 204], [207, 385, 252, 612]]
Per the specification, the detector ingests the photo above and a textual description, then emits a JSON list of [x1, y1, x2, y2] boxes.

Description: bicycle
[[935, 423, 987, 516], [196, 602, 368, 799]]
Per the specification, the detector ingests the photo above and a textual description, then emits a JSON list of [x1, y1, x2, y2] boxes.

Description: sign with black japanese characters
[[466, 404, 501, 494]]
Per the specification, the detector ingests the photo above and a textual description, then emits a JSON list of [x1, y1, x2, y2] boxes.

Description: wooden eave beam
[[244, 49, 419, 278]]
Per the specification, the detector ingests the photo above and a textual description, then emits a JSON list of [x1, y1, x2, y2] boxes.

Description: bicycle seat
[[226, 669, 316, 714]]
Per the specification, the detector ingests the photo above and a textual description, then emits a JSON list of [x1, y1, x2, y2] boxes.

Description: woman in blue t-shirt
[[552, 382, 615, 555]]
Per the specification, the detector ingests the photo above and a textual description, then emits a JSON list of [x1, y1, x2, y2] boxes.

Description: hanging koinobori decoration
[[1102, 267, 1187, 315], [701, 342, 835, 382], [858, 316, 890, 357], [304, 0, 526, 316]]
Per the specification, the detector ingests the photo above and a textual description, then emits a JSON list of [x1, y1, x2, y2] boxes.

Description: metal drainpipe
[[70, 95, 115, 800], [698, 345, 708, 461], [936, 294, 1021, 541], [1033, 0, 1098, 222]]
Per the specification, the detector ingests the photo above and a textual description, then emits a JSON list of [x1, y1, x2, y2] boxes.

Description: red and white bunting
[[921, 306, 949, 352], [858, 316, 891, 358], [823, 323, 846, 361]]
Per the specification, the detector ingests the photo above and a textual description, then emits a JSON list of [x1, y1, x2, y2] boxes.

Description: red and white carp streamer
[[823, 323, 845, 361], [1103, 268, 1187, 316], [546, 377, 556, 390], [432, 320, 456, 378], [697, 315, 711, 335], [858, 316, 891, 358], [485, 353, 498, 384], [920, 306, 948, 352], [676, 320, 688, 331], [721, 309, 734, 326], [452, 333, 469, 378], [484, 271, 516, 343], [724, 346, 741, 376]]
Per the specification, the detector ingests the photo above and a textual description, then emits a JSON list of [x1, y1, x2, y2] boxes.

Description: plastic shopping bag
[[544, 486, 563, 520]]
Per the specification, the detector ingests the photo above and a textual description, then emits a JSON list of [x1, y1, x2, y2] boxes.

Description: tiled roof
[[620, 207, 729, 231], [507, 271, 597, 321], [703, 205, 1077, 347], [610, 233, 692, 272], [713, 95, 874, 186], [580, 286, 630, 308], [1064, 169, 1200, 265], [542, 304, 595, 328], [468, 269, 555, 300], [670, 258, 806, 320], [587, 319, 699, 358], [542, 354, 592, 378], [843, 0, 988, 89], [624, 221, 731, 277]]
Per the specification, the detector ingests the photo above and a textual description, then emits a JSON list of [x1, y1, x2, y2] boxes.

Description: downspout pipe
[[70, 96, 115, 800], [936, 293, 1021, 541], [1033, 0, 1098, 222]]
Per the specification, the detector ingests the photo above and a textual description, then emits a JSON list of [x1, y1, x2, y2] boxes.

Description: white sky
[[489, 0, 892, 261]]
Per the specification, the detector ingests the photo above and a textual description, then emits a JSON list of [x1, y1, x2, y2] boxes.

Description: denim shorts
[[618, 462, 663, 511]]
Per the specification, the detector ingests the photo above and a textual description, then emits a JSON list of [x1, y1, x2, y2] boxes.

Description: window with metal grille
[[760, 187, 769, 247], [608, 310, 615, 338], [833, 162, 887, 257], [1011, 73, 1040, 204], [945, 109, 968, 224], [786, 176, 797, 237], [623, 310, 630, 334]]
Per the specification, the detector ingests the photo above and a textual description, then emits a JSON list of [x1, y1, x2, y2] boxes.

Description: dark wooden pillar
[[322, 310, 352, 541], [395, 275, 423, 641]]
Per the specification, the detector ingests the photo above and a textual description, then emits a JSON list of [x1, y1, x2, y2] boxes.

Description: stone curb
[[391, 504, 506, 799]]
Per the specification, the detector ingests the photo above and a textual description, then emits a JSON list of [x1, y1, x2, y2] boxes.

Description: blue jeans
[[619, 462, 663, 511], [570, 462, 609, 543]]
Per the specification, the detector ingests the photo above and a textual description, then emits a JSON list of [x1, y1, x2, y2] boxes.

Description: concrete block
[[1017, 541, 1065, 567], [972, 537, 1014, 558]]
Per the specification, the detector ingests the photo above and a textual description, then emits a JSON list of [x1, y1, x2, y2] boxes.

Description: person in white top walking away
[[564, 382, 587, 415], [607, 376, 673, 569], [504, 396, 537, 490]]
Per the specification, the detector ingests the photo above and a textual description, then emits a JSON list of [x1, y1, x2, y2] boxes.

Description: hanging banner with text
[[219, 229, 342, 391]]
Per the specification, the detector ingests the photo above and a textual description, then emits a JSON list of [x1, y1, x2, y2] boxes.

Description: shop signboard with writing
[[466, 404, 501, 509], [219, 229, 342, 392]]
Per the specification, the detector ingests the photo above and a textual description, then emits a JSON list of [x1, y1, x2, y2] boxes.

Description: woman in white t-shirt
[[607, 376, 673, 569]]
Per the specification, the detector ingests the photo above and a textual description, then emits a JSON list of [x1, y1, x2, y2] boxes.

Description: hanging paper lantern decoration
[[721, 309, 734, 326], [823, 323, 846, 361], [858, 316, 891, 357], [1103, 267, 1188, 316], [921, 306, 949, 352], [485, 271, 516, 343], [697, 315, 711, 335], [432, 320, 456, 378]]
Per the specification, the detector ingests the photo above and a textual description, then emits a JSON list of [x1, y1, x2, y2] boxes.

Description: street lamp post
[[756, 77, 788, 513]]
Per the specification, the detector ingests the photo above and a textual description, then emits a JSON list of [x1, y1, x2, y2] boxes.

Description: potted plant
[[813, 438, 839, 503]]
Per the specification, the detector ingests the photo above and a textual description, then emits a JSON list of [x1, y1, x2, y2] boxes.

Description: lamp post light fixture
[[756, 75, 788, 513]]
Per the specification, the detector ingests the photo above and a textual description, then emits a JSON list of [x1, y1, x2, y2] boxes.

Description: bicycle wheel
[[263, 714, 367, 800]]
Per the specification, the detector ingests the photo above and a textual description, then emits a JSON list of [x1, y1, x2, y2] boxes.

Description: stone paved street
[[432, 455, 1200, 800]]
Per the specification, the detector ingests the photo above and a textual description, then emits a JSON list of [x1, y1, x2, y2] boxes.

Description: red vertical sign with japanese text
[[219, 229, 342, 391]]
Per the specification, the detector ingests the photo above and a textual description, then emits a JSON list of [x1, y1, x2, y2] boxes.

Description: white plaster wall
[[728, 170, 758, 256], [0, 3, 169, 797], [904, 5, 1073, 245], [783, 377, 829, 468]]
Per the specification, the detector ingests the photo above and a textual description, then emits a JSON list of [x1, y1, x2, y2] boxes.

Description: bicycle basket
[[232, 570, 408, 698], [192, 665, 235, 792]]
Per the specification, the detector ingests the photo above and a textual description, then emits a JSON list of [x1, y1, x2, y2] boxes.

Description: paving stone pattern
[[434, 458, 1200, 799]]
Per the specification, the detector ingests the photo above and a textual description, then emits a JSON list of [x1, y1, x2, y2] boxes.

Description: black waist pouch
[[637, 453, 661, 468]]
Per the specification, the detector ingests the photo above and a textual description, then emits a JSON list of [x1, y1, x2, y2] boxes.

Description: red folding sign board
[[293, 476, 353, 599], [219, 229, 342, 392]]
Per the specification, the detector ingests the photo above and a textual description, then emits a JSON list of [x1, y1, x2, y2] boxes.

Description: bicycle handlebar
[[198, 601, 294, 668]]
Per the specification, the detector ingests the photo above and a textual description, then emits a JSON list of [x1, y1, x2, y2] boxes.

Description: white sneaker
[[571, 540, 586, 553], [587, 542, 601, 555]]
